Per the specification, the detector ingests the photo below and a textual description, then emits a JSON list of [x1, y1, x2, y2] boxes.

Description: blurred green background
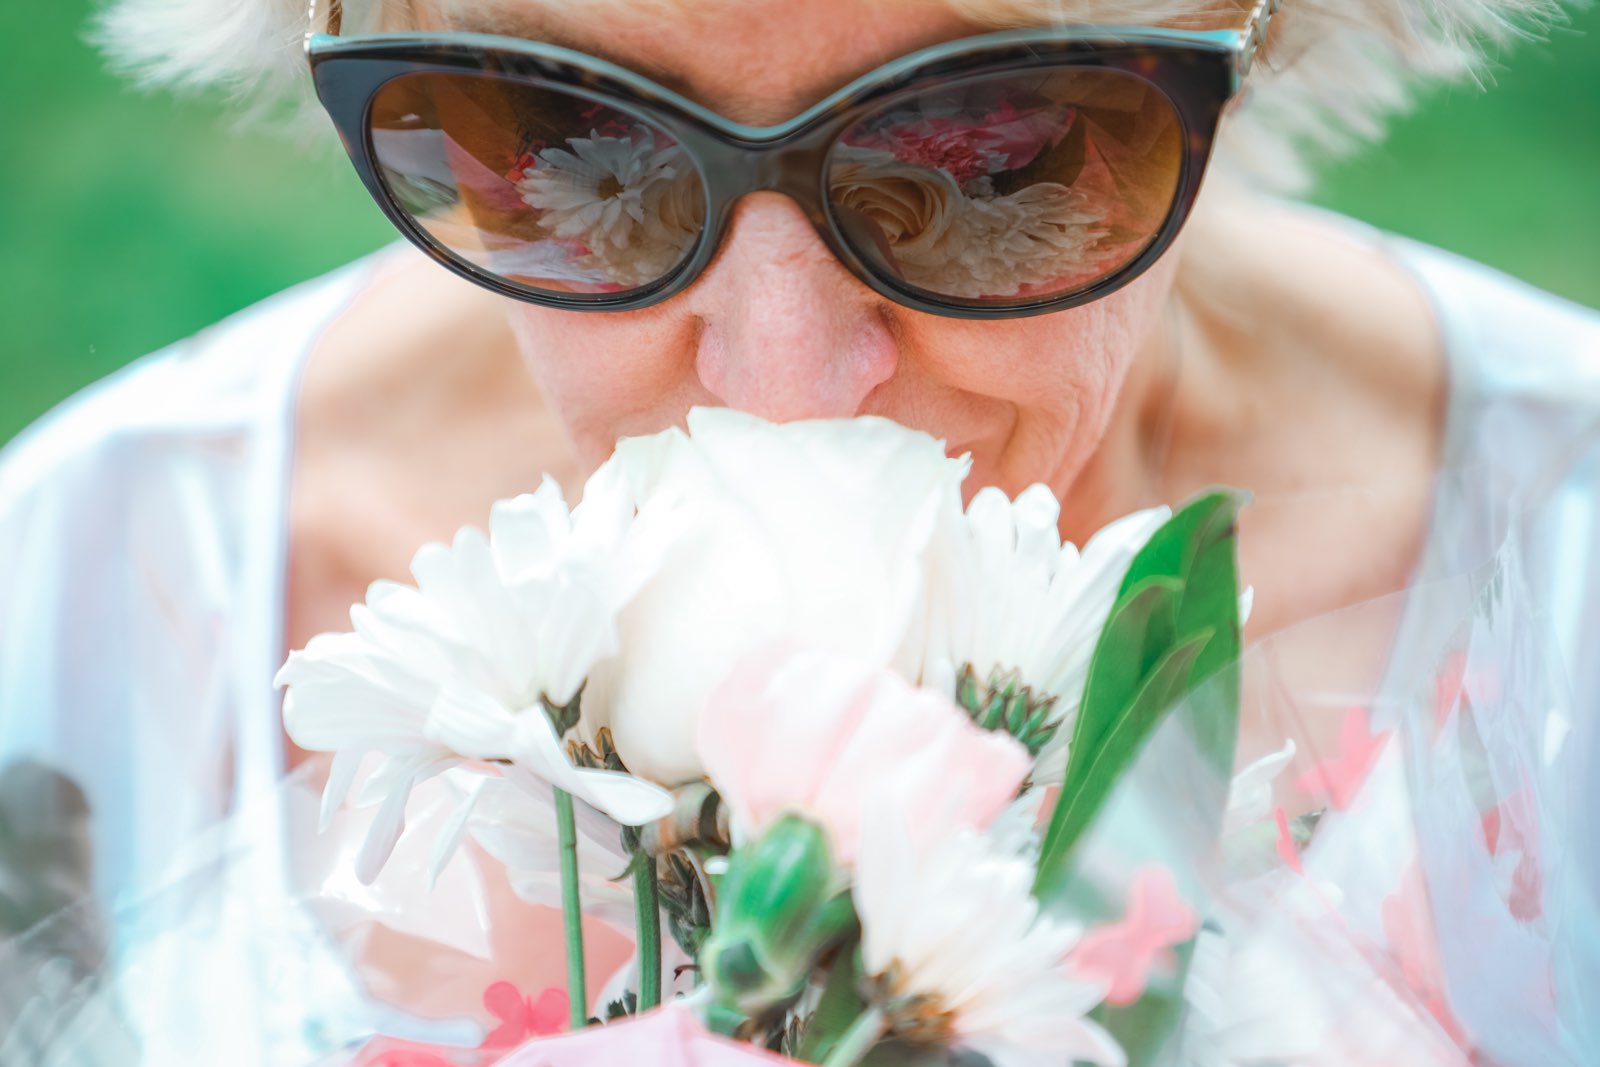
[[1, 0, 1597, 445]]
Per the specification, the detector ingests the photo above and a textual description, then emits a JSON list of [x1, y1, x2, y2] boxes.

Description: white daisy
[[900, 180, 1109, 299], [276, 477, 673, 884], [853, 815, 1126, 1067], [921, 485, 1169, 780], [454, 770, 638, 931], [1225, 740, 1298, 835], [516, 126, 700, 287]]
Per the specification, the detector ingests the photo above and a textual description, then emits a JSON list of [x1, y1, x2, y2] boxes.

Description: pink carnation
[[697, 643, 1031, 866]]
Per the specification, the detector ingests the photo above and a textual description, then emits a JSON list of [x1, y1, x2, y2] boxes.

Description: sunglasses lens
[[367, 72, 707, 297], [826, 67, 1184, 307]]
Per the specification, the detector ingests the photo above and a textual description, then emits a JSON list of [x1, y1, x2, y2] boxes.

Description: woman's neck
[[1059, 189, 1450, 637]]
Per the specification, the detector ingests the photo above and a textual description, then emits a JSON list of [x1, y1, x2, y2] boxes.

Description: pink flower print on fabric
[[1381, 862, 1474, 1053], [1070, 866, 1199, 1006], [1481, 787, 1545, 922], [1273, 806, 1305, 875], [480, 983, 569, 1049], [349, 984, 569, 1066], [1292, 707, 1392, 810], [1430, 651, 1503, 734]]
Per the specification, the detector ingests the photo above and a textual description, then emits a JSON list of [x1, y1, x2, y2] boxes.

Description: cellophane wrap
[[2, 522, 1594, 1066]]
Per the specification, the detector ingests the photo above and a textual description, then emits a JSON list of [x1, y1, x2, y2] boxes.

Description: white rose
[[829, 144, 963, 258], [583, 407, 970, 785]]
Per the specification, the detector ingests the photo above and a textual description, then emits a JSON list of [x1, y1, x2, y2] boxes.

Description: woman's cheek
[[506, 304, 710, 469]]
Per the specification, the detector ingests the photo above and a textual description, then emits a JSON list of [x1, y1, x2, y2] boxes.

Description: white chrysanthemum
[[451, 770, 638, 930], [907, 180, 1109, 299], [276, 476, 672, 884], [854, 816, 1125, 1067], [918, 485, 1169, 780], [516, 127, 699, 287], [1224, 740, 1297, 835]]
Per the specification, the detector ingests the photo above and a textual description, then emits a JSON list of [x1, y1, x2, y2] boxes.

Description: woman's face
[[492, 0, 1181, 501]]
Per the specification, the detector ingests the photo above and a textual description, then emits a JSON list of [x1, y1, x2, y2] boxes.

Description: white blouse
[[1, 225, 1597, 1061]]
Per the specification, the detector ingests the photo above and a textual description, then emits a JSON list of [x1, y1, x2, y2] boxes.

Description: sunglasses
[[307, 1, 1280, 319]]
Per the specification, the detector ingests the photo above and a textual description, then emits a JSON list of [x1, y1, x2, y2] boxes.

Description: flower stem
[[633, 850, 663, 1011], [554, 787, 587, 1030], [820, 1005, 887, 1067]]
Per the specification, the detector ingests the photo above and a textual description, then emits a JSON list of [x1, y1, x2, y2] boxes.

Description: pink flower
[[1292, 707, 1392, 810], [1070, 866, 1199, 1006], [480, 983, 569, 1049], [697, 643, 1031, 866]]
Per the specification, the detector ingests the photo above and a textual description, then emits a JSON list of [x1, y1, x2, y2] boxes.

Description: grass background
[[2, 1, 1597, 445]]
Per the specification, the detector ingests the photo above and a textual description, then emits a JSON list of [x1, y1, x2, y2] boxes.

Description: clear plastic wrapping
[[3, 515, 1595, 1066]]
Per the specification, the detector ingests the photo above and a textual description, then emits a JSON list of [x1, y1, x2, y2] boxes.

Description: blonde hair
[[95, 0, 1561, 191]]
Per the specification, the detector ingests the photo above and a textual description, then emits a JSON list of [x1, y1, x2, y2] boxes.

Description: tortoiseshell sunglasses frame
[[306, 0, 1282, 319]]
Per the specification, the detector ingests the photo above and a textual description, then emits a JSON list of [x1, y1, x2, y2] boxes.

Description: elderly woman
[[0, 0, 1596, 1060]]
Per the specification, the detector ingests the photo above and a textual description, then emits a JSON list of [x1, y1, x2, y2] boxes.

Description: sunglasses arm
[[1236, 0, 1284, 76], [306, 0, 347, 42]]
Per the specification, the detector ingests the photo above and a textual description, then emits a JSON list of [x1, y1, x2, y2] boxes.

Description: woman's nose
[[685, 192, 899, 422]]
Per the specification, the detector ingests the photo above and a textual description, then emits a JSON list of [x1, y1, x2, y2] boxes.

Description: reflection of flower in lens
[[845, 100, 1072, 189], [515, 127, 702, 288], [831, 146, 965, 254], [831, 145, 1108, 300]]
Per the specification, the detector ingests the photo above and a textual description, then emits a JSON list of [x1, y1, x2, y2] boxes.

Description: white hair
[[94, 0, 1564, 191]]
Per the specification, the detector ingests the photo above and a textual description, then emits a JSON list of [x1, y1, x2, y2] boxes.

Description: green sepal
[[793, 942, 867, 1062], [954, 664, 1061, 757], [701, 815, 859, 1022]]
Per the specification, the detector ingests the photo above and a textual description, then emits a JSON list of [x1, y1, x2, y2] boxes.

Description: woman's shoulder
[[1380, 234, 1600, 401], [1280, 202, 1600, 498], [0, 251, 389, 903], [0, 252, 386, 516], [1283, 204, 1600, 412]]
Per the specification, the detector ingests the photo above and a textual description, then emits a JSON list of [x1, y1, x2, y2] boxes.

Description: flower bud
[[702, 815, 858, 1021]]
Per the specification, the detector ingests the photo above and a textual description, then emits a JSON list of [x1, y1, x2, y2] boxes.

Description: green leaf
[[1033, 491, 1245, 898], [1034, 631, 1210, 898], [1040, 576, 1181, 789], [1119, 490, 1245, 758]]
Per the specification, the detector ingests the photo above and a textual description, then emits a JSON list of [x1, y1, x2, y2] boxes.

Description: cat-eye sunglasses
[[307, 0, 1280, 318]]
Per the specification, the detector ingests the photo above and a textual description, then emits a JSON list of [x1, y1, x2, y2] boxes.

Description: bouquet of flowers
[[276, 407, 1246, 1067], [7, 409, 1595, 1066]]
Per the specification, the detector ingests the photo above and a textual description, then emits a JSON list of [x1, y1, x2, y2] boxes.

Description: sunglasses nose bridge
[[735, 138, 827, 193], [742, 141, 834, 231]]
